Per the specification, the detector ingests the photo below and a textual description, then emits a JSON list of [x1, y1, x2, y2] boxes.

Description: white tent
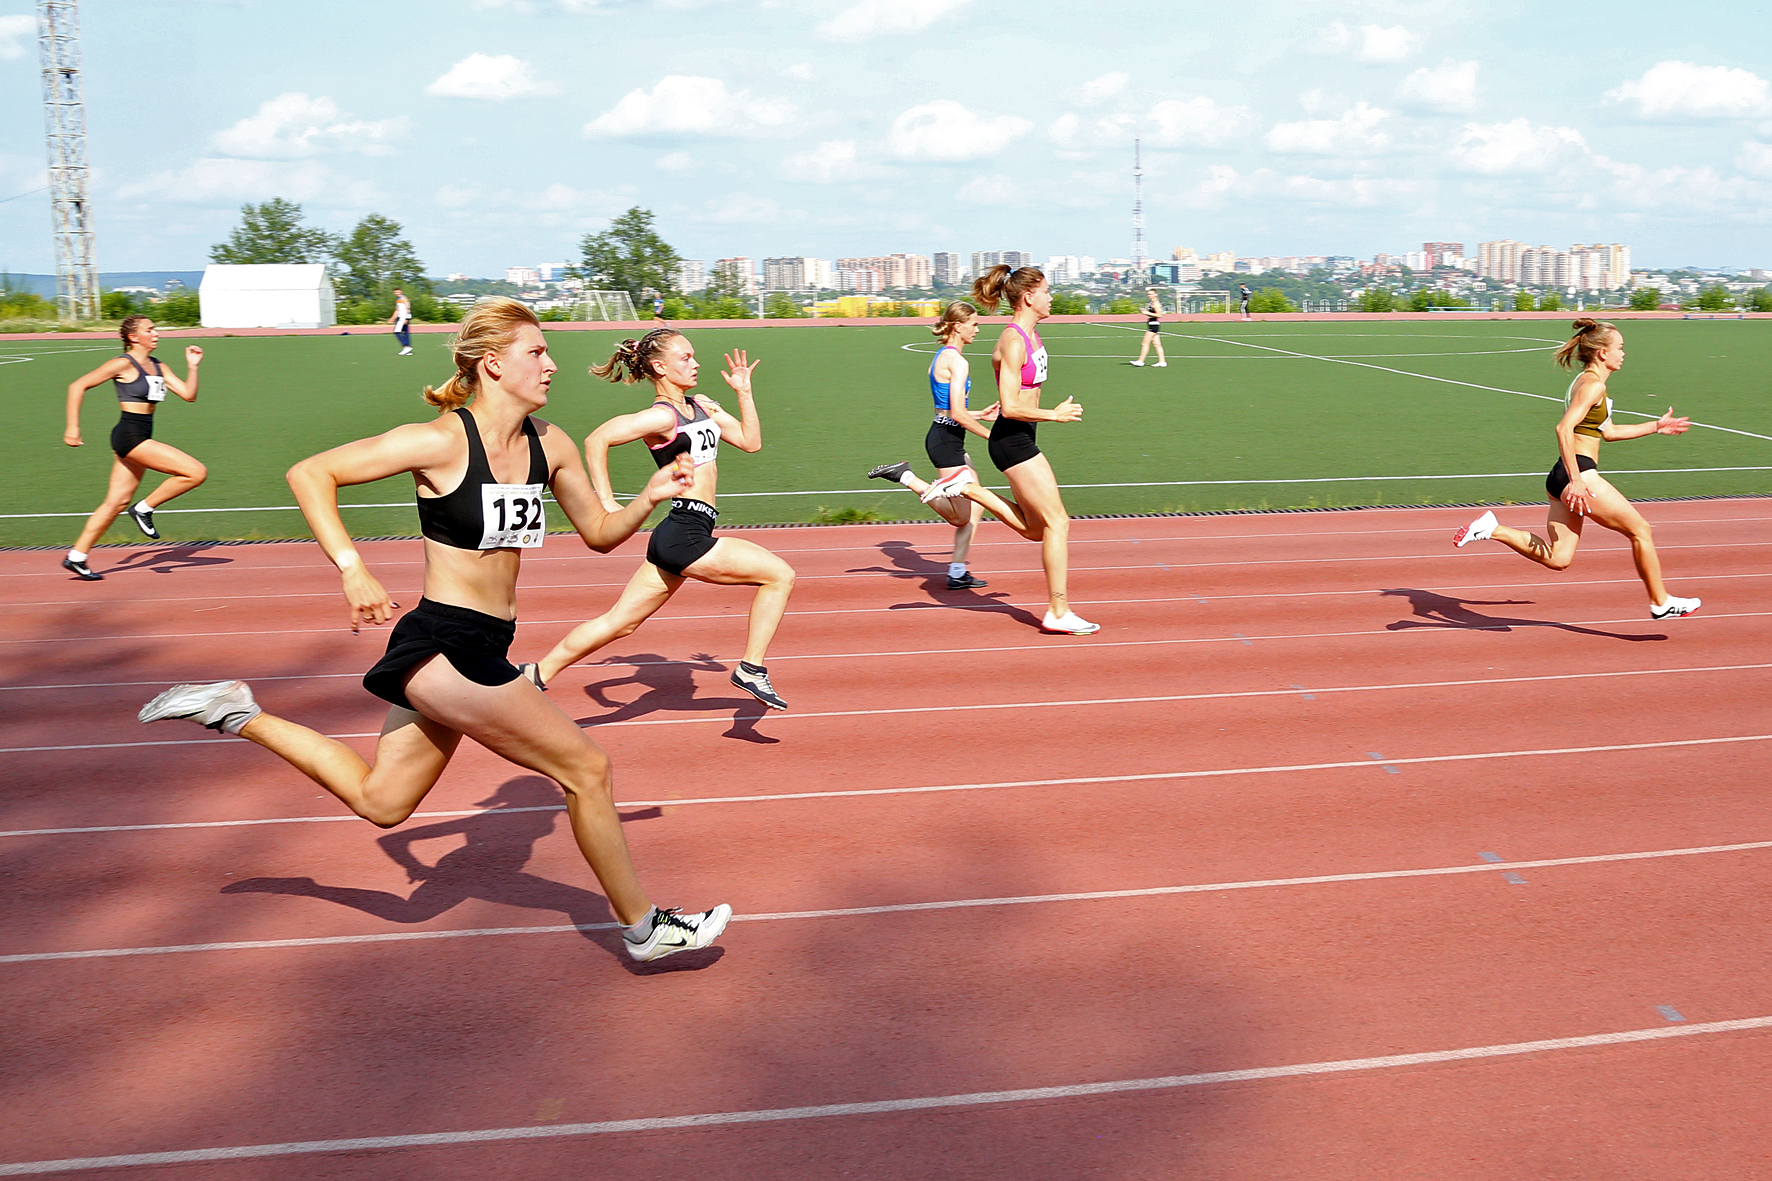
[[199, 264, 336, 329]]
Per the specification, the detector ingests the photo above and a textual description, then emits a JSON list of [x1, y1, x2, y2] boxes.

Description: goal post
[[572, 290, 639, 321]]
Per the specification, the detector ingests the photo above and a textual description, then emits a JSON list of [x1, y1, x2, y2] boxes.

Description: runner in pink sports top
[[920, 264, 1097, 635]]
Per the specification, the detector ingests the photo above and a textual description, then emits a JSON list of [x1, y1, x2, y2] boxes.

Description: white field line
[[4, 1013, 1771, 1175], [8, 465, 1772, 519], [6, 832, 1772, 967], [4, 727, 1769, 835], [1167, 326, 1772, 444]]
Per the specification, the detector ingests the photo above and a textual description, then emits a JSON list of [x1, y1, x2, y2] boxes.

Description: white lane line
[[1180, 329, 1772, 444], [4, 1014, 1768, 1176], [6, 835, 1772, 967], [6, 729, 1769, 836], [6, 574, 1770, 695]]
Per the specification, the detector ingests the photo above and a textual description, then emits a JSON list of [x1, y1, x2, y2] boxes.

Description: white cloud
[[1046, 111, 1133, 151], [116, 158, 337, 203], [695, 193, 783, 223], [887, 100, 1031, 161], [584, 75, 799, 137], [1605, 61, 1772, 119], [1265, 102, 1391, 154], [780, 139, 883, 183], [956, 175, 1020, 206], [1450, 118, 1586, 174], [210, 94, 406, 158], [1738, 141, 1772, 178], [817, 0, 970, 40], [1171, 165, 1426, 212], [1597, 160, 1771, 212], [1147, 97, 1260, 146], [656, 151, 696, 171], [1399, 59, 1478, 112], [1312, 21, 1421, 62], [1075, 72, 1129, 105], [781, 62, 817, 82], [426, 54, 559, 100], [0, 14, 35, 61]]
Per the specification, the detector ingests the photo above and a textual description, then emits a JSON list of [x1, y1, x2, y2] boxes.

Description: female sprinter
[[529, 329, 797, 710], [922, 264, 1096, 634], [138, 299, 730, 962], [1130, 288, 1167, 368], [867, 300, 996, 589], [59, 315, 206, 579], [1454, 318, 1701, 620]]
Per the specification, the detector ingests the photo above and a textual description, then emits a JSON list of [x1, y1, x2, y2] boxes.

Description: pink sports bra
[[1003, 323, 1049, 389]]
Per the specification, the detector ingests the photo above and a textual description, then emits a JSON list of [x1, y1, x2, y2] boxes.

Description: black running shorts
[[647, 498, 720, 577], [362, 597, 521, 710], [111, 411, 154, 458], [925, 420, 968, 469], [987, 416, 1041, 472], [1546, 455, 1599, 500]]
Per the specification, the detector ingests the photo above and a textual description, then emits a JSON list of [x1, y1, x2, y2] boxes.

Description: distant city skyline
[[1, 0, 1767, 275]]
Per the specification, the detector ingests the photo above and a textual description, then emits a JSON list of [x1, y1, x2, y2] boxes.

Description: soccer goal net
[[573, 290, 639, 321]]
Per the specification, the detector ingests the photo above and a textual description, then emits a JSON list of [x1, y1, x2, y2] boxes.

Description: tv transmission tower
[[37, 0, 99, 322], [1131, 138, 1147, 279]]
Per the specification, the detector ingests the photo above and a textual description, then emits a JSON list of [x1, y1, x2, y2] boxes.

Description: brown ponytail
[[1553, 317, 1617, 370], [591, 327, 681, 384], [422, 297, 540, 412], [932, 300, 977, 339], [119, 314, 152, 349], [969, 265, 1045, 313]]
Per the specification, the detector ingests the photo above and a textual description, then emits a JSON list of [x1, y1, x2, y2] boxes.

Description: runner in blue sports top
[[867, 300, 998, 589], [58, 314, 206, 580], [530, 328, 797, 710], [136, 299, 730, 963]]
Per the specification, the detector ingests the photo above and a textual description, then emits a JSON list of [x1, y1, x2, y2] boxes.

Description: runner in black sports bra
[[1132, 287, 1167, 368], [58, 314, 207, 580], [136, 298, 730, 963], [531, 328, 798, 712]]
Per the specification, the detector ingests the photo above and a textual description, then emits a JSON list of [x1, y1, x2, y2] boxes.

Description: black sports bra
[[646, 399, 721, 469], [114, 355, 166, 404], [415, 407, 550, 550]]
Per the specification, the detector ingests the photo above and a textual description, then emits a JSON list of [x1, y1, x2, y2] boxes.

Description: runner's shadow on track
[[99, 543, 234, 576], [1380, 588, 1667, 642], [220, 777, 721, 975], [572, 652, 779, 745], [855, 540, 1047, 629]]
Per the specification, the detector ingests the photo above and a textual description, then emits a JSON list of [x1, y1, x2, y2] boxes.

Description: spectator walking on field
[[1238, 283, 1253, 321], [388, 288, 413, 356]]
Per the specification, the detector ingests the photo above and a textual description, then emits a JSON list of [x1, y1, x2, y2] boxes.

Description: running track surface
[[2, 501, 1769, 1179]]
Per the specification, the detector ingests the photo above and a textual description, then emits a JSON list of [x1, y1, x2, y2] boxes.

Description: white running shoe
[[624, 904, 733, 962], [1128, 359, 1145, 367], [138, 680, 261, 734], [398, 347, 413, 356], [1650, 596, 1701, 620], [731, 663, 787, 710], [921, 467, 975, 504], [1152, 361, 1167, 367], [1042, 611, 1101, 635], [1453, 510, 1498, 548]]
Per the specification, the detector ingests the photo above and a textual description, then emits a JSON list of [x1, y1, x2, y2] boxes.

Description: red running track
[[1, 501, 1770, 1179]]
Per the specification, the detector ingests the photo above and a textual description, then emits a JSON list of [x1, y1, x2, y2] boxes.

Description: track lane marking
[[5, 727, 1769, 834], [6, 833, 1772, 965]]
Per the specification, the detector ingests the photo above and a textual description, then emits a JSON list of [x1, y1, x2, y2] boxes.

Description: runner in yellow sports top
[[138, 299, 730, 963], [1453, 318, 1701, 620], [59, 315, 206, 579]]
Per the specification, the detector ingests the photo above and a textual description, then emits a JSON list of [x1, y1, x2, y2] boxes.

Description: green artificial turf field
[[5, 318, 1769, 549]]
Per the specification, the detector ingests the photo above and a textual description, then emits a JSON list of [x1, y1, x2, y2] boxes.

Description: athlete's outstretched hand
[[341, 565, 396, 633], [1654, 407, 1691, 435], [1052, 397, 1083, 423], [721, 349, 761, 396]]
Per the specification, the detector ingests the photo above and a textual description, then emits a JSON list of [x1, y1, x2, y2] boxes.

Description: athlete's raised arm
[[583, 404, 681, 510], [159, 346, 204, 401], [543, 418, 691, 552]]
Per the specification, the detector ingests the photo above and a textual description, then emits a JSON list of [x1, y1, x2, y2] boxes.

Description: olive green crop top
[[1568, 377, 1611, 440]]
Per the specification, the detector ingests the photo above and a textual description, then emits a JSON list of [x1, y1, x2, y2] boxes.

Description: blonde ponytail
[[422, 297, 540, 411], [1553, 318, 1617, 370], [969, 265, 1044, 313]]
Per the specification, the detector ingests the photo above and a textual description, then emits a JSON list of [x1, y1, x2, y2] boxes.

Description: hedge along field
[[4, 318, 1770, 549]]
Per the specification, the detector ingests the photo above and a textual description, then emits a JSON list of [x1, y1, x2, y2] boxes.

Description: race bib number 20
[[682, 419, 719, 466], [144, 376, 166, 403], [480, 483, 546, 549]]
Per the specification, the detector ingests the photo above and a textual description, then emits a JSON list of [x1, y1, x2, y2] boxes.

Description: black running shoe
[[127, 503, 159, 539], [518, 662, 547, 690], [947, 572, 989, 589], [731, 663, 787, 711], [62, 556, 103, 581], [868, 461, 911, 483]]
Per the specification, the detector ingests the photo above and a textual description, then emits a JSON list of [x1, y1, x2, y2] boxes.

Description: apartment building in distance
[[676, 260, 707, 293], [762, 256, 834, 292], [836, 254, 933, 289], [971, 250, 1032, 276], [1045, 255, 1098, 282], [713, 257, 759, 295], [932, 252, 965, 285], [1478, 240, 1630, 290]]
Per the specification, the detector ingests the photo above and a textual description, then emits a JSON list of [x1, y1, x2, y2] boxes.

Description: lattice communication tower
[[38, 0, 99, 322], [1131, 138, 1147, 279]]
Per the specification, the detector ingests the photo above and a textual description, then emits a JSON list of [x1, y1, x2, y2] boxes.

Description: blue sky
[[1, 0, 1769, 276]]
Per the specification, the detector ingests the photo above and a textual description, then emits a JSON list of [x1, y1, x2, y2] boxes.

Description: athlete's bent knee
[[185, 462, 208, 486]]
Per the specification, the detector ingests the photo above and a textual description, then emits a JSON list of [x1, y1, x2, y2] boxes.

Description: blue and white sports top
[[928, 346, 970, 421]]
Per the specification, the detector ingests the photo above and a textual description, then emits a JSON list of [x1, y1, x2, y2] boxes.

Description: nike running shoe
[[62, 556, 102, 581], [868, 461, 911, 483], [731, 663, 787, 711], [624, 904, 733, 962], [947, 572, 989, 589], [138, 680, 262, 734], [1041, 610, 1101, 635], [1650, 596, 1702, 620], [128, 503, 159, 539], [921, 467, 975, 504], [1453, 510, 1497, 548]]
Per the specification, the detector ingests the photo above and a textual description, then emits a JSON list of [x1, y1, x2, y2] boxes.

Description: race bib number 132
[[479, 483, 546, 549]]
